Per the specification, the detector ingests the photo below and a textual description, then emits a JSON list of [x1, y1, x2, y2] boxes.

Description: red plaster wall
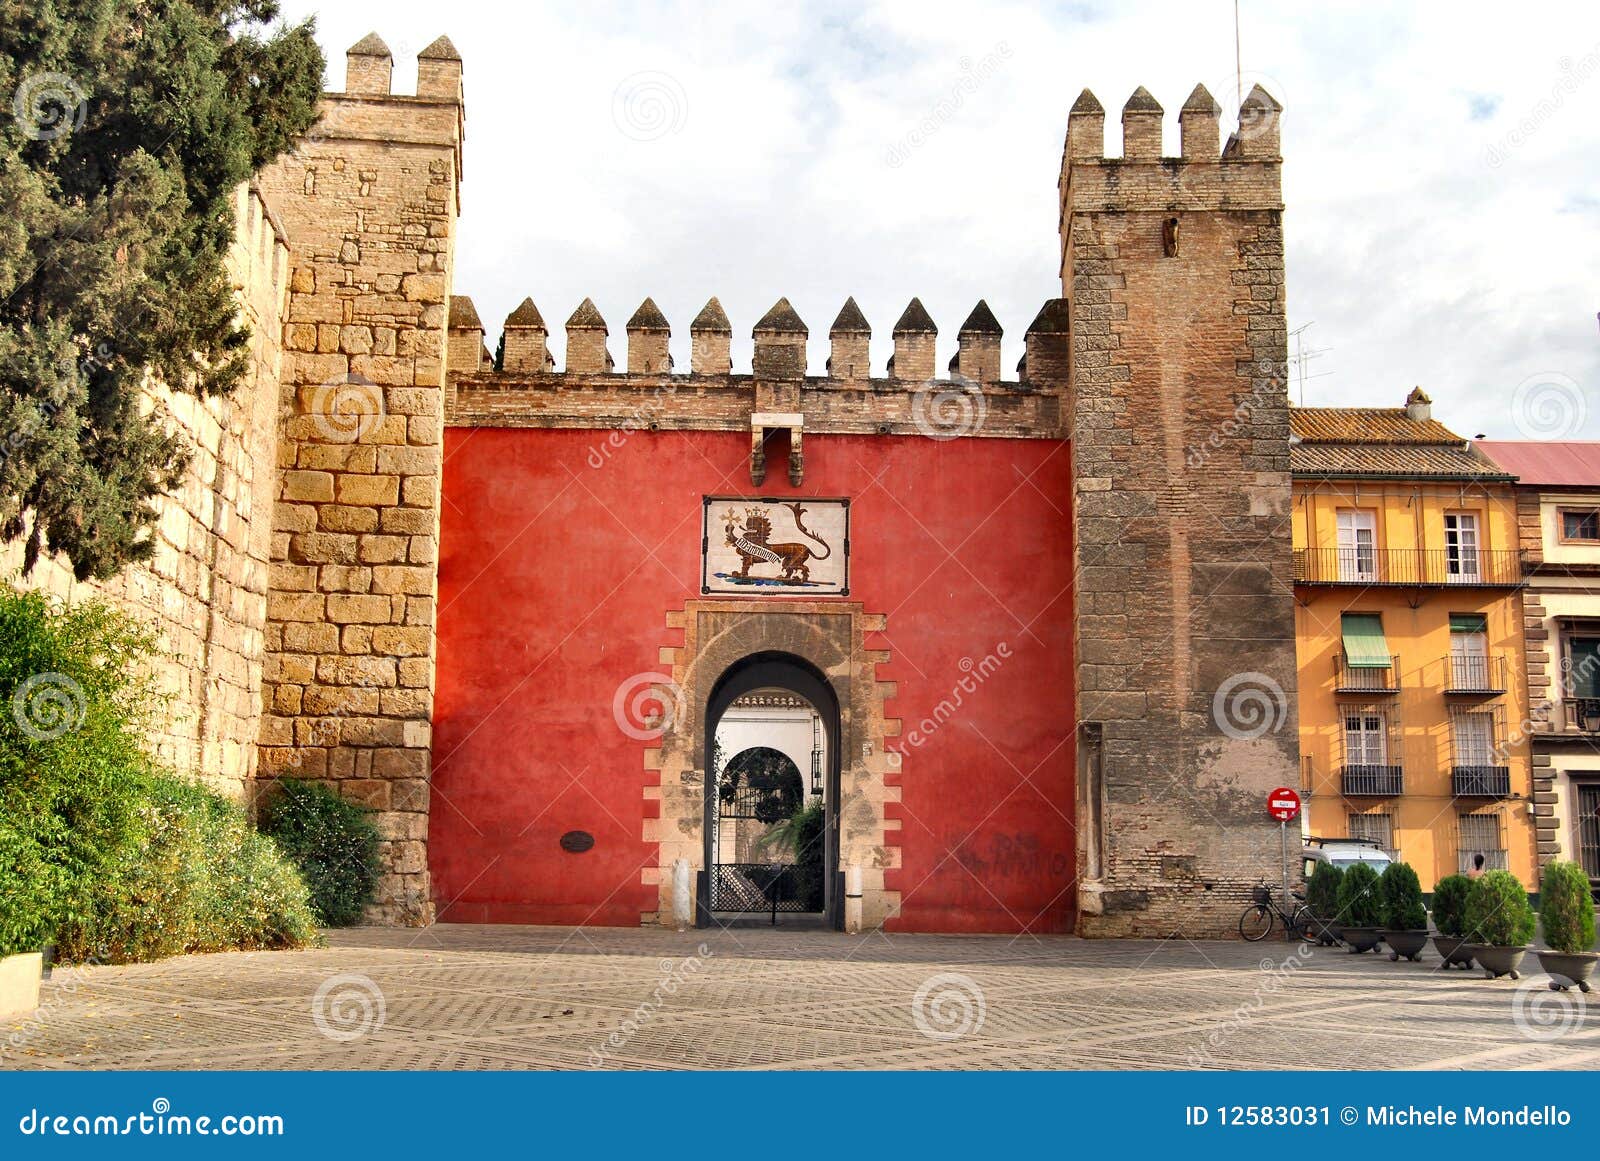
[[432, 426, 1075, 932]]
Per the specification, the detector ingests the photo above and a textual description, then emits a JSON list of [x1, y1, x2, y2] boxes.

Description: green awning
[[1449, 614, 1487, 634], [1342, 613, 1391, 668]]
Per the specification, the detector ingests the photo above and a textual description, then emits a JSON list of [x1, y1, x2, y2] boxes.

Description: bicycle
[[1238, 883, 1315, 942]]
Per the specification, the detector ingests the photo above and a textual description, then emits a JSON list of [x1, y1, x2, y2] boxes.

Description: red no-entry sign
[[1267, 786, 1302, 822]]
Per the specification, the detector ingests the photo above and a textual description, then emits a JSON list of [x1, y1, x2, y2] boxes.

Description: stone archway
[[642, 600, 900, 932]]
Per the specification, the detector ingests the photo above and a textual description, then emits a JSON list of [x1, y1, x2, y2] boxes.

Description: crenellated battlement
[[1061, 83, 1283, 215]]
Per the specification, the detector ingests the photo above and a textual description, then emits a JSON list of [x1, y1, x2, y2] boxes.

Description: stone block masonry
[[251, 34, 465, 925], [1064, 85, 1300, 936]]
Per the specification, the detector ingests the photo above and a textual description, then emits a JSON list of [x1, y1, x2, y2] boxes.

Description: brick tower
[[1063, 84, 1301, 935], [253, 34, 465, 924]]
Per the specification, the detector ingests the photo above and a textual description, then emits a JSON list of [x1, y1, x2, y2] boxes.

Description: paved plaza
[[5, 925, 1598, 1070]]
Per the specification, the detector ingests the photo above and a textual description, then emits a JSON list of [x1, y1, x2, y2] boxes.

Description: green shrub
[[1464, 869, 1537, 947], [1431, 874, 1472, 937], [1307, 862, 1343, 918], [1336, 861, 1384, 927], [0, 587, 319, 963], [259, 779, 382, 926], [1539, 860, 1597, 954], [1380, 862, 1427, 930]]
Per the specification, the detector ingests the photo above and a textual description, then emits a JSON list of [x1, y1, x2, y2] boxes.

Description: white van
[[1300, 836, 1393, 881]]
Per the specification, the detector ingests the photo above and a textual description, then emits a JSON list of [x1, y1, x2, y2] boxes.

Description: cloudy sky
[[277, 0, 1600, 440]]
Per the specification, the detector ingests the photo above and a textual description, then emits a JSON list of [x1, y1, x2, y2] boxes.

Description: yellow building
[[1292, 389, 1536, 889]]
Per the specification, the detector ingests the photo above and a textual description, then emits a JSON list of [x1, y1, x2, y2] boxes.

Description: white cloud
[[277, 0, 1600, 437]]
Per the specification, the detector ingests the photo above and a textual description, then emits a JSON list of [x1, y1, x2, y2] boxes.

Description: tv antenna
[[1289, 322, 1333, 405]]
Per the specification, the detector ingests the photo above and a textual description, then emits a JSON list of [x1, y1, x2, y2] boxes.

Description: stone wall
[[249, 36, 465, 925], [2, 184, 289, 798], [1063, 85, 1300, 936]]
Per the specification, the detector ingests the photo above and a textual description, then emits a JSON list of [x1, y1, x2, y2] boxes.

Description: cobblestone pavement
[[5, 925, 1598, 1070]]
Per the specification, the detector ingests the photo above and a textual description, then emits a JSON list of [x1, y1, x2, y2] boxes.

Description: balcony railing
[[1341, 765, 1404, 797], [1294, 548, 1526, 587], [1452, 765, 1511, 797], [1458, 848, 1509, 874], [1336, 653, 1400, 694], [1445, 654, 1506, 694], [1561, 698, 1600, 733]]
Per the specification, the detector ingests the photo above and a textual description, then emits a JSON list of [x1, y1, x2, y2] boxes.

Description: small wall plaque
[[702, 496, 850, 596], [559, 830, 595, 853]]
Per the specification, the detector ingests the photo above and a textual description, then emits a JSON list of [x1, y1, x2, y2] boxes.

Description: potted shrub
[[1430, 874, 1476, 969], [1534, 860, 1597, 993], [1336, 861, 1385, 953], [1305, 862, 1344, 946], [0, 818, 58, 1019], [1464, 869, 1537, 979], [1378, 862, 1430, 961]]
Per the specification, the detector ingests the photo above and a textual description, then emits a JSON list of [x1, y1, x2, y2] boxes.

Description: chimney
[[690, 298, 732, 374], [828, 297, 871, 381], [626, 298, 671, 375], [891, 298, 937, 382], [1405, 387, 1432, 422], [447, 295, 484, 375], [501, 298, 549, 374], [565, 298, 610, 374], [1066, 89, 1105, 161], [953, 300, 1002, 385], [752, 298, 808, 380], [1179, 84, 1221, 159], [1121, 87, 1163, 160], [416, 35, 463, 102], [345, 32, 393, 96]]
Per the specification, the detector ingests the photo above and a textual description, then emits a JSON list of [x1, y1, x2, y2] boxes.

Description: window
[[1452, 710, 1495, 766], [1348, 812, 1395, 857], [1343, 710, 1388, 766], [1566, 635, 1600, 699], [1562, 509, 1600, 543], [1445, 512, 1481, 582], [1457, 813, 1506, 873], [1336, 510, 1377, 582], [1449, 613, 1490, 689], [1577, 784, 1600, 881], [1340, 613, 1391, 689]]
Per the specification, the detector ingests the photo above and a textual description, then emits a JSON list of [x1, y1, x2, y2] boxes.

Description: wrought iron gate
[[711, 783, 805, 920]]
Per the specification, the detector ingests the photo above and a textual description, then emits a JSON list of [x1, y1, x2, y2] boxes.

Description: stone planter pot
[[1306, 916, 1342, 947], [0, 951, 44, 1019], [1534, 949, 1598, 993], [1432, 934, 1475, 969], [1341, 926, 1384, 954], [1465, 944, 1530, 980], [1381, 929, 1430, 962]]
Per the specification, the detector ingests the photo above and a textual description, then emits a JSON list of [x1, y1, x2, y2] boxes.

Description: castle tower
[[252, 33, 466, 925], [1062, 84, 1299, 936]]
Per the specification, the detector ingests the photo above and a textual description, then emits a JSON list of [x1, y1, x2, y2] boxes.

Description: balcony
[[1451, 765, 1511, 797], [1444, 654, 1506, 695], [1335, 652, 1400, 694], [1457, 848, 1509, 874], [1561, 698, 1600, 733], [1294, 548, 1527, 588], [1342, 765, 1404, 797]]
